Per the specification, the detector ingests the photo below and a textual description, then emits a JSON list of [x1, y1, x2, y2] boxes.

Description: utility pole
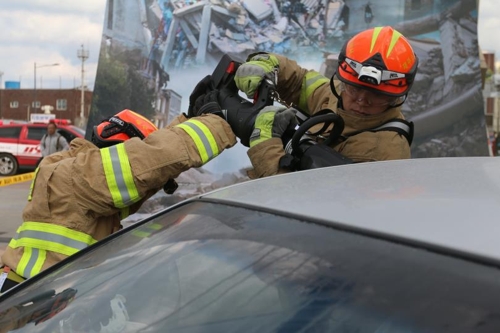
[[77, 45, 89, 122], [33, 62, 59, 118]]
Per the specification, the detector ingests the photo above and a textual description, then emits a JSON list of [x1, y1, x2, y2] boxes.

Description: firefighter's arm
[[247, 138, 290, 179], [246, 107, 297, 179], [126, 114, 236, 187], [165, 113, 189, 128], [72, 114, 235, 215]]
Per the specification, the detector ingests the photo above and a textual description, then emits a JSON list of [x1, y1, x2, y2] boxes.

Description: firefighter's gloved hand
[[192, 90, 225, 119], [188, 75, 215, 118], [235, 53, 279, 99], [250, 106, 297, 148]]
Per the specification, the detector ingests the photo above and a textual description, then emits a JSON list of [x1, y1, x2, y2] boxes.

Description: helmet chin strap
[[329, 74, 343, 108]]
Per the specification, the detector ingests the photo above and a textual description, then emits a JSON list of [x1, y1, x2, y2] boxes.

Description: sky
[[0, 0, 499, 90], [0, 1, 106, 90]]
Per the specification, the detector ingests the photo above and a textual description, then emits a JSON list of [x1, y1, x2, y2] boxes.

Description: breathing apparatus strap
[[345, 119, 414, 146]]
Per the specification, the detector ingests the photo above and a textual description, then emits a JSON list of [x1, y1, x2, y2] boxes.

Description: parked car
[[1, 157, 500, 332], [0, 120, 85, 176]]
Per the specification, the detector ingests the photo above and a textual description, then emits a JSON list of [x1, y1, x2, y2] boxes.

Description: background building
[[0, 88, 92, 127], [482, 50, 500, 155]]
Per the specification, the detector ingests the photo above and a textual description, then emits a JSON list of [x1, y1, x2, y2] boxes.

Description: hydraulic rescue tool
[[210, 54, 353, 171]]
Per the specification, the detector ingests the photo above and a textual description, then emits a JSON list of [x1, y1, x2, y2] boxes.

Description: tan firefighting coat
[[0, 114, 236, 279], [247, 54, 411, 178]]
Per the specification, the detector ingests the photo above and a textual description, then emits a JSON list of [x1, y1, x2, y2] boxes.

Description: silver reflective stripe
[[305, 74, 326, 89], [24, 248, 40, 278], [108, 145, 133, 205], [15, 229, 90, 251], [372, 121, 411, 133], [181, 122, 215, 158]]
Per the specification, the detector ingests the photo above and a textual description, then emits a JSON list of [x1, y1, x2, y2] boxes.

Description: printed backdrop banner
[[88, 0, 488, 180]]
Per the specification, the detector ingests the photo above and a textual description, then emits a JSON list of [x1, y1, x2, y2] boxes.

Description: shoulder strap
[[345, 119, 414, 146], [56, 135, 61, 150]]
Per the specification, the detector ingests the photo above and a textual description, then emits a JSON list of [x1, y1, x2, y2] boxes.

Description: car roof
[[201, 157, 500, 264]]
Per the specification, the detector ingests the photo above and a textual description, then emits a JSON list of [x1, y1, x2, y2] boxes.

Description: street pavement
[[0, 176, 30, 257]]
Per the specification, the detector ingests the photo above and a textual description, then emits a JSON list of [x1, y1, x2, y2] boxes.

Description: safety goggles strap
[[104, 116, 145, 140], [345, 57, 406, 83]]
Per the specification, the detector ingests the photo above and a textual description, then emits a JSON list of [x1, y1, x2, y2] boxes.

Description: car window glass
[[1, 202, 500, 332], [0, 127, 21, 138], [26, 127, 46, 140]]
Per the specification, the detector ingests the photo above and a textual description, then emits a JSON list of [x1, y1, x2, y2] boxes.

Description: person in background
[[40, 122, 69, 157]]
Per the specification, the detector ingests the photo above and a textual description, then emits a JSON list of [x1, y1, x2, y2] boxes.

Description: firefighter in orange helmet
[[228, 26, 419, 178], [0, 109, 236, 293]]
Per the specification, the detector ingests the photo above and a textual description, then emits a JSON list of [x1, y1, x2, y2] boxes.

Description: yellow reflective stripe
[[176, 119, 219, 164], [299, 72, 329, 111], [386, 29, 402, 58], [370, 26, 383, 53], [9, 222, 97, 257], [101, 143, 141, 208], [369, 26, 402, 57], [16, 247, 46, 278], [120, 207, 130, 219], [16, 247, 31, 277], [27, 167, 40, 201]]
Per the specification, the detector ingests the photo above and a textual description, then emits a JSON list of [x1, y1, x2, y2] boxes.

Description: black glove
[[192, 90, 225, 119], [188, 75, 215, 117]]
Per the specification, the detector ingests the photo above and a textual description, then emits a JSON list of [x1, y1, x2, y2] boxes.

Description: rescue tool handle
[[211, 54, 275, 147], [291, 112, 345, 156], [210, 54, 346, 155]]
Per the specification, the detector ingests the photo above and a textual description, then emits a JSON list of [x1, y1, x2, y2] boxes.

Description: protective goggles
[[341, 83, 399, 107]]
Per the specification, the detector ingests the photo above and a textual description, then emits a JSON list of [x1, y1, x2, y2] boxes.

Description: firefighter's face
[[341, 83, 396, 116]]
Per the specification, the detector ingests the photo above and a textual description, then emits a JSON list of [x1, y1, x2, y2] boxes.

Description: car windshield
[[1, 201, 499, 332]]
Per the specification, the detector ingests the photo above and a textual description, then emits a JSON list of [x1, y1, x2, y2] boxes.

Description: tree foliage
[[87, 48, 156, 138]]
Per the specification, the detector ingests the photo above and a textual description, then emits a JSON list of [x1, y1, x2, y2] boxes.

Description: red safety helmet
[[92, 109, 158, 148], [335, 26, 418, 98]]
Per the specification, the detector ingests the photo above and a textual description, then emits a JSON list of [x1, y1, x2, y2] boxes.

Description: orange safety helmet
[[92, 109, 158, 148], [335, 26, 418, 97]]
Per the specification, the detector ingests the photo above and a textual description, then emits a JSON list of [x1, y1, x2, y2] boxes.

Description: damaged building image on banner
[[87, 0, 489, 193]]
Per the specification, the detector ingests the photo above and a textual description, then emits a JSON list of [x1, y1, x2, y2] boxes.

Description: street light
[[33, 62, 59, 118]]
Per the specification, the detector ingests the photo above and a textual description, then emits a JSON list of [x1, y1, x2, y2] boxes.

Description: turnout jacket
[[1, 114, 236, 279], [247, 54, 411, 179]]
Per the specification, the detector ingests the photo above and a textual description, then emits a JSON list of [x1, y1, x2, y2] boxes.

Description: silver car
[[1, 157, 500, 332]]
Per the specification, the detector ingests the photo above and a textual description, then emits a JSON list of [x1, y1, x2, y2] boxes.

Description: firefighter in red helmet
[[0, 109, 235, 293], [192, 26, 418, 178], [91, 109, 159, 147]]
